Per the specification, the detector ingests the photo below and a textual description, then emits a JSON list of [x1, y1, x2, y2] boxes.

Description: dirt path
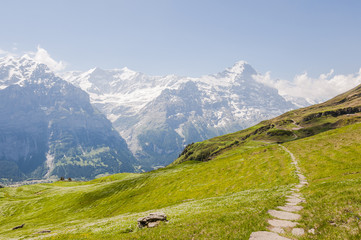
[[291, 119, 303, 130], [249, 145, 308, 240]]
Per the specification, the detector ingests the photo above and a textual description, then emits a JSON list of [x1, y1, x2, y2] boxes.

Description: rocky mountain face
[[63, 61, 297, 170], [0, 55, 136, 182]]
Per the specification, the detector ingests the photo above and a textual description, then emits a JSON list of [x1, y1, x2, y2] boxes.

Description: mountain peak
[[0, 54, 36, 67], [89, 67, 105, 74], [227, 60, 251, 74], [121, 66, 135, 73], [219, 60, 257, 82], [0, 55, 41, 85], [0, 54, 61, 89], [20, 53, 33, 61]]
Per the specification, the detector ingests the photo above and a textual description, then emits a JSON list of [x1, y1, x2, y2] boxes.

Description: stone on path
[[268, 219, 297, 228], [292, 228, 305, 236], [249, 145, 308, 240], [268, 226, 285, 234], [291, 193, 302, 198], [297, 174, 306, 180], [249, 231, 291, 240], [286, 202, 300, 206], [268, 210, 301, 220], [286, 196, 304, 205], [278, 205, 303, 212]]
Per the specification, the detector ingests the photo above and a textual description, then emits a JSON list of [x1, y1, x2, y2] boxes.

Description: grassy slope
[[175, 84, 361, 165], [163, 83, 361, 239], [285, 122, 361, 240], [1, 84, 361, 239], [3, 125, 360, 240], [0, 144, 296, 239]]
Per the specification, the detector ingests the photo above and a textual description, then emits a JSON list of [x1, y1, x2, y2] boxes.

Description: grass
[[2, 84, 361, 239], [174, 84, 361, 166], [284, 122, 361, 239], [38, 187, 289, 240], [0, 144, 297, 239]]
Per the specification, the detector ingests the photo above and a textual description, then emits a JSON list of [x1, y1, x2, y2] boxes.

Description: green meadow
[[286, 123, 361, 240], [0, 144, 296, 239], [1, 85, 361, 239]]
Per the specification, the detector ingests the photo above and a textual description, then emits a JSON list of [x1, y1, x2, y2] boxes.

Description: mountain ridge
[[63, 61, 298, 169], [0, 56, 137, 182], [1, 79, 361, 239], [174, 82, 361, 165]]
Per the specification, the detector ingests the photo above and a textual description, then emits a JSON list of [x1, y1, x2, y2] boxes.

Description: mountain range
[[62, 61, 297, 169], [1, 79, 360, 239], [0, 55, 136, 182], [0, 54, 312, 180]]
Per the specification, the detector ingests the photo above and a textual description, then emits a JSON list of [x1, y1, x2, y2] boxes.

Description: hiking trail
[[249, 145, 308, 240]]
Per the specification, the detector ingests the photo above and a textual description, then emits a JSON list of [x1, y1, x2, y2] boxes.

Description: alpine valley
[[0, 54, 303, 182], [62, 61, 298, 170], [1, 77, 361, 239]]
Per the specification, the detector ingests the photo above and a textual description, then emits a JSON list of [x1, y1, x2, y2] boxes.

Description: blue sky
[[1, 0, 361, 80]]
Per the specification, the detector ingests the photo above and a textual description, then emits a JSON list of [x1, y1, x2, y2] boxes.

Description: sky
[[1, 0, 361, 101]]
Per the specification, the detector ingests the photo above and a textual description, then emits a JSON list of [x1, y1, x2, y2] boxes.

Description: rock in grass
[[12, 224, 25, 230], [148, 221, 160, 228], [292, 228, 305, 236], [137, 212, 167, 228], [308, 228, 316, 234]]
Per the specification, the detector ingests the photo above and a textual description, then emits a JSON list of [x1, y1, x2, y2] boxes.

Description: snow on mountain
[[62, 61, 297, 170], [0, 55, 136, 182], [0, 54, 42, 86], [0, 54, 66, 90], [62, 67, 189, 122]]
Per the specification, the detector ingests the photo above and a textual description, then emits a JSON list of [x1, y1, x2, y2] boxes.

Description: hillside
[[175, 83, 361, 165], [0, 84, 361, 239]]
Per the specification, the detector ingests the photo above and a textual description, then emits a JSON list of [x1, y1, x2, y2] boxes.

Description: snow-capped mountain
[[63, 61, 297, 170], [0, 55, 136, 182]]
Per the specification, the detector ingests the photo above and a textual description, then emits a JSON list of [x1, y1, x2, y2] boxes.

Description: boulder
[[148, 222, 160, 228], [137, 212, 167, 228]]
